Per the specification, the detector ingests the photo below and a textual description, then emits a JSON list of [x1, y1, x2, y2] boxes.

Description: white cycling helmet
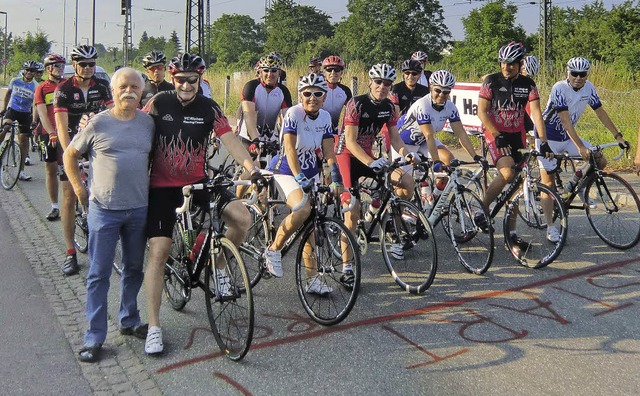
[[411, 51, 428, 62], [498, 41, 525, 63], [368, 63, 396, 81], [70, 45, 98, 61], [298, 73, 328, 92], [523, 55, 540, 77], [566, 57, 590, 73], [429, 70, 456, 88]]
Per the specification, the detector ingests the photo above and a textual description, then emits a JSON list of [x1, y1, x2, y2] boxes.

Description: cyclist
[[336, 63, 416, 260], [477, 41, 552, 253], [321, 55, 352, 134], [263, 73, 346, 291], [308, 57, 322, 74], [535, 56, 629, 242], [396, 69, 484, 173], [34, 53, 67, 221], [521, 55, 541, 140], [269, 51, 287, 85], [54, 44, 113, 276], [33, 61, 46, 83], [140, 50, 174, 107], [1, 60, 39, 181], [411, 50, 432, 88], [391, 59, 429, 115], [142, 53, 266, 355]]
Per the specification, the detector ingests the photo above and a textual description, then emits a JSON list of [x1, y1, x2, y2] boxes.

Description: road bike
[[73, 161, 90, 253], [164, 176, 254, 361], [239, 174, 361, 326], [0, 120, 23, 190]]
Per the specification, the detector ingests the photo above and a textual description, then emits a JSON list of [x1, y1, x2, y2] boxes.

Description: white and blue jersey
[[269, 105, 333, 178], [399, 94, 461, 146], [538, 79, 602, 142], [7, 77, 37, 113]]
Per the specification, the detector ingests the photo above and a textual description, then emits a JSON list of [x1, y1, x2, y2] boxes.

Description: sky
[[0, 0, 625, 57]]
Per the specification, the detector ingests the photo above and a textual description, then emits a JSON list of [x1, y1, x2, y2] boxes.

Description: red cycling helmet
[[43, 53, 66, 66], [322, 55, 346, 70]]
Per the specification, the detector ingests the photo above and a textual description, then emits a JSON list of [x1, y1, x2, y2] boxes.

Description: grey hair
[[110, 67, 145, 90]]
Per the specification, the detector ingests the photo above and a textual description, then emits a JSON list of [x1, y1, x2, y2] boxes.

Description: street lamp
[[0, 11, 7, 83], [35, 17, 40, 32]]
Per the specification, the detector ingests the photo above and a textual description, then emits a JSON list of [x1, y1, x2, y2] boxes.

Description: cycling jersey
[[339, 94, 399, 157], [269, 105, 333, 179], [34, 79, 64, 134], [538, 79, 602, 142], [478, 73, 540, 134], [199, 79, 212, 99], [7, 77, 37, 112], [140, 79, 174, 107], [144, 91, 232, 188], [390, 82, 429, 115], [53, 77, 113, 135], [399, 94, 461, 146], [417, 70, 432, 88], [238, 79, 292, 141], [322, 82, 352, 132]]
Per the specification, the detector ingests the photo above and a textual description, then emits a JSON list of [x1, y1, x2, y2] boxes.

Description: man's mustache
[[120, 93, 138, 101]]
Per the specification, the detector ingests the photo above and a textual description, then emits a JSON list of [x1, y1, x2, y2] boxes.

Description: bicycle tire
[[584, 172, 640, 249], [239, 203, 270, 289], [380, 199, 437, 294], [504, 182, 567, 268], [295, 218, 361, 326], [163, 224, 190, 311], [1, 140, 21, 190], [112, 239, 123, 276], [205, 237, 254, 361], [444, 188, 494, 274], [73, 202, 89, 253]]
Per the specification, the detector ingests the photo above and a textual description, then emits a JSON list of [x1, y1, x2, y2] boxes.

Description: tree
[[334, 0, 450, 67], [447, 0, 528, 76], [168, 31, 181, 54], [8, 31, 51, 74], [264, 0, 333, 63], [209, 14, 264, 66]]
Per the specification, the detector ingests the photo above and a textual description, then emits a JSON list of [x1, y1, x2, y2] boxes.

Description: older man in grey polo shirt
[[64, 67, 154, 363]]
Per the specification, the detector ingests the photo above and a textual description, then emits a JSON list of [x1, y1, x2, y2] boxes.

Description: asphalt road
[[2, 140, 639, 395]]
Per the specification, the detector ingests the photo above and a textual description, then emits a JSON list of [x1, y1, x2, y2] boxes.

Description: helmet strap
[[431, 100, 444, 111]]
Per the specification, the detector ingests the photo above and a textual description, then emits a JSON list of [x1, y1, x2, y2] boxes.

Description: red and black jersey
[[34, 79, 65, 135], [144, 91, 233, 188], [390, 82, 429, 115], [479, 72, 540, 134], [53, 77, 113, 135], [341, 94, 398, 156]]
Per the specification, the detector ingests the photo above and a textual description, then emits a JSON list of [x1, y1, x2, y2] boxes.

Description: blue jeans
[[84, 205, 147, 346]]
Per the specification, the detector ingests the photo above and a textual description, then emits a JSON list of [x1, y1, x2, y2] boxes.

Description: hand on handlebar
[[432, 160, 444, 173], [473, 155, 489, 171], [368, 157, 389, 171], [295, 172, 313, 193], [250, 170, 268, 192], [539, 141, 554, 159]]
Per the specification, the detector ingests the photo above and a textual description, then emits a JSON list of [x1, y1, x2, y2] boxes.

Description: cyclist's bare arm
[[220, 131, 259, 173], [557, 110, 589, 159], [450, 121, 480, 159], [388, 125, 410, 158], [593, 106, 626, 145], [241, 101, 259, 141], [1, 89, 10, 113], [55, 112, 71, 150], [36, 104, 56, 135], [282, 133, 302, 175], [529, 99, 549, 144], [62, 145, 88, 206], [419, 123, 441, 162], [477, 98, 499, 138], [344, 125, 375, 165]]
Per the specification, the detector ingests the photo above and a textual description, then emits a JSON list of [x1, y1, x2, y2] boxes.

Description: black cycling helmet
[[142, 50, 167, 68], [401, 59, 423, 72], [70, 45, 98, 61], [168, 53, 206, 75]]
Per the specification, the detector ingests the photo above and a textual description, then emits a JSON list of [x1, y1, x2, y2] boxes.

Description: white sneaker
[[305, 275, 333, 295], [264, 248, 283, 278], [389, 243, 405, 260], [546, 225, 561, 243], [578, 194, 597, 208], [217, 268, 232, 297], [24, 156, 31, 166], [145, 326, 163, 355], [18, 171, 32, 181]]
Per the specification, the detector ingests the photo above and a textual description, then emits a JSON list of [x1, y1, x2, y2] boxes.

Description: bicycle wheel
[[444, 188, 494, 274], [163, 224, 190, 311], [112, 238, 123, 276], [73, 202, 89, 253], [239, 203, 270, 289], [584, 172, 640, 249], [504, 183, 567, 268], [1, 140, 21, 190], [295, 218, 361, 326], [380, 199, 437, 294], [205, 237, 254, 361]]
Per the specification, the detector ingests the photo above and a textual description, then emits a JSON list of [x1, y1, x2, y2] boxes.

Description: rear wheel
[[73, 202, 88, 253], [163, 225, 190, 311], [1, 140, 21, 190], [239, 203, 270, 289]]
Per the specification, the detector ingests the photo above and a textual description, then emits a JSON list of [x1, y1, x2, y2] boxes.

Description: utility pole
[[121, 0, 133, 66], [539, 0, 553, 71], [185, 0, 205, 56]]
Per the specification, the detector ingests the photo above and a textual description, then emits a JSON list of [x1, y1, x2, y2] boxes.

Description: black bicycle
[[73, 161, 90, 253], [0, 120, 22, 190]]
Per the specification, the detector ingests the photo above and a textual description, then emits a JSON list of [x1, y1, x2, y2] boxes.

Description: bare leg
[[144, 236, 172, 328]]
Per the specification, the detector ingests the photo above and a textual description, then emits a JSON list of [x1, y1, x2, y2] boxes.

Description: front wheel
[[504, 182, 567, 268], [380, 199, 437, 294], [1, 140, 21, 190], [295, 218, 361, 326], [205, 237, 254, 361], [163, 225, 190, 311], [585, 172, 640, 249], [73, 202, 88, 253], [239, 203, 270, 289]]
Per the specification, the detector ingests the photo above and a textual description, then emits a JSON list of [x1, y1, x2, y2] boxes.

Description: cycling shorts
[[484, 131, 526, 164], [535, 138, 593, 172], [4, 108, 31, 135], [146, 184, 236, 238], [39, 134, 58, 163], [335, 153, 376, 190]]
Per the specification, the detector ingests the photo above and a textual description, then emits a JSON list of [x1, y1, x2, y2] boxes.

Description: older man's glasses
[[262, 68, 279, 74], [77, 62, 96, 68], [325, 67, 343, 73], [404, 71, 420, 76], [174, 75, 199, 84], [373, 79, 393, 87], [570, 71, 587, 78]]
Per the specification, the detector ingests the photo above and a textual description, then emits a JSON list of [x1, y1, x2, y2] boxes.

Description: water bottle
[[420, 180, 432, 207], [364, 198, 381, 222], [431, 178, 446, 203], [565, 169, 583, 195], [189, 232, 207, 262]]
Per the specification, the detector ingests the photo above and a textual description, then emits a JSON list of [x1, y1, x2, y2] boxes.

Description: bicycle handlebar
[[177, 179, 258, 215]]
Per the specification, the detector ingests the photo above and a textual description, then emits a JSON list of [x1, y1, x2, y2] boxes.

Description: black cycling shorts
[[40, 134, 58, 163], [4, 108, 31, 135]]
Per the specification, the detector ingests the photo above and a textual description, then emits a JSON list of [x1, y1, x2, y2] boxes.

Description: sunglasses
[[174, 75, 199, 84], [77, 62, 96, 68], [433, 88, 451, 95], [262, 68, 279, 74], [325, 67, 343, 73], [301, 91, 325, 98], [373, 79, 393, 87], [570, 71, 587, 78], [52, 63, 65, 68], [148, 64, 165, 71], [404, 71, 420, 76]]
